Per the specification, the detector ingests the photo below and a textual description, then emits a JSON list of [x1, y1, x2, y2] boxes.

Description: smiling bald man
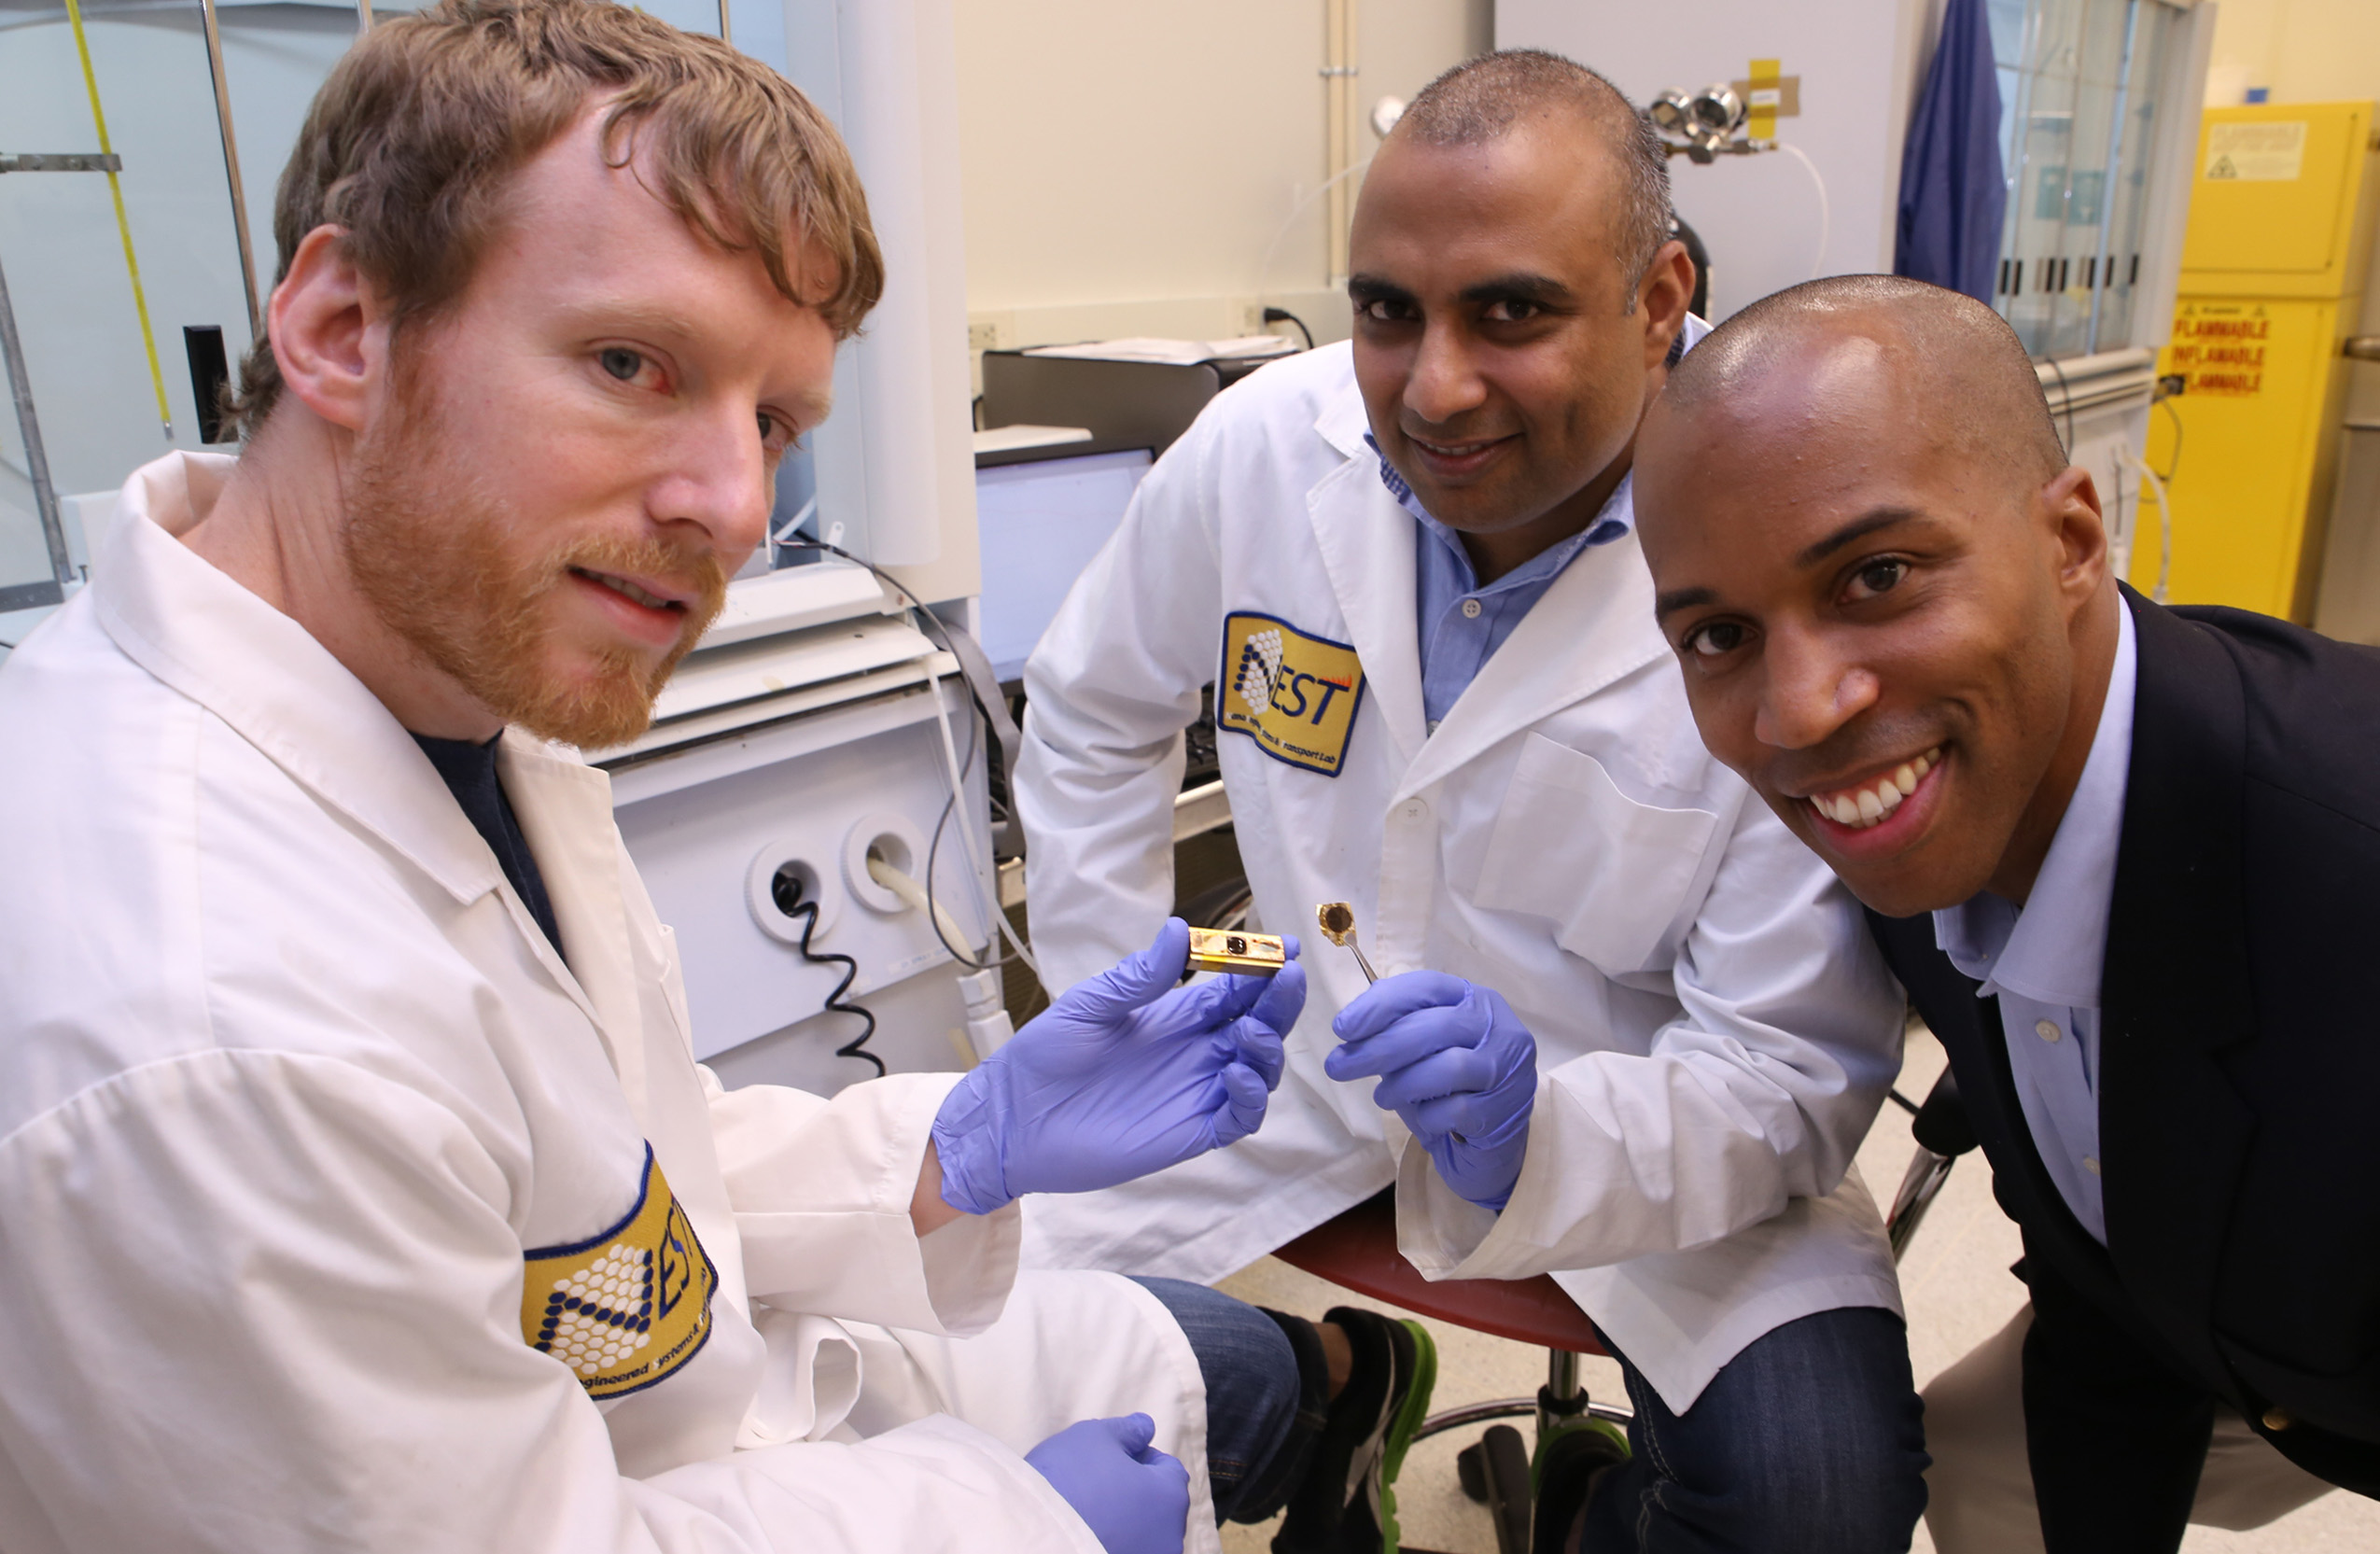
[[1632, 273, 2380, 1552]]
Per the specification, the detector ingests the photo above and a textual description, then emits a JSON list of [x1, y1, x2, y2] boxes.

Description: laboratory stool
[[1274, 1189, 1631, 1554], [1882, 1067, 1980, 1260]]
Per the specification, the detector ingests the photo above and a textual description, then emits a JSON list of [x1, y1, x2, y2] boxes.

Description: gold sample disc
[[1316, 902, 1356, 945]]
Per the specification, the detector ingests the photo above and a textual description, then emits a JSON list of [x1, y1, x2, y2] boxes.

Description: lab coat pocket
[[1472, 735, 1718, 974], [739, 1308, 865, 1446]]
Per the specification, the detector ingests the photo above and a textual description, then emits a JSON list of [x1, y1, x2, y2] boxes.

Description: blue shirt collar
[[1365, 428, 1630, 593], [1933, 598, 2138, 1011]]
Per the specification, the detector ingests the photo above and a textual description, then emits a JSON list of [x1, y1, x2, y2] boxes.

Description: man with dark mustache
[[1016, 49, 1927, 1554]]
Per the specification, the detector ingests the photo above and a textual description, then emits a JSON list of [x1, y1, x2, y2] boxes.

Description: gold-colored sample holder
[[1186, 928, 1288, 976]]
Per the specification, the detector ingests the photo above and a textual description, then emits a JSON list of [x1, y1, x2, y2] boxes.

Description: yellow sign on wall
[[2143, 298, 2348, 618], [2166, 303, 2273, 398]]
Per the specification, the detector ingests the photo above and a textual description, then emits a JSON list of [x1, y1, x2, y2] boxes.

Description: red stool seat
[[1274, 1191, 1605, 1355]]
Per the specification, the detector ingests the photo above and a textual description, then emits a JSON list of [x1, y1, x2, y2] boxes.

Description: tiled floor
[[1213, 1029, 2380, 1553]]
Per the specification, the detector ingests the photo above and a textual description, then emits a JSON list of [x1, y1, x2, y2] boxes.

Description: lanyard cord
[[61, 0, 175, 442]]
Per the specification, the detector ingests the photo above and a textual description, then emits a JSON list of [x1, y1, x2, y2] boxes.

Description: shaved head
[[1393, 50, 1673, 297], [1631, 275, 2121, 919], [1659, 273, 2068, 497]]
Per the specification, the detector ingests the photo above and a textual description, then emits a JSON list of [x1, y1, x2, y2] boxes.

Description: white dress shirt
[[1931, 601, 2137, 1244]]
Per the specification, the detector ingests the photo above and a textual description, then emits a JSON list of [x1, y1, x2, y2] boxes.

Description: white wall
[[1495, 0, 1939, 321], [2202, 0, 2380, 108], [951, 0, 1491, 351]]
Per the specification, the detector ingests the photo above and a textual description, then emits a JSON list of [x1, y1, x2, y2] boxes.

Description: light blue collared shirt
[[1372, 315, 1709, 732], [1930, 601, 2137, 1244]]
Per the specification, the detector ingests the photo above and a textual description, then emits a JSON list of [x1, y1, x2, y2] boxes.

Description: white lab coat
[[0, 451, 1217, 1554], [1016, 343, 1907, 1412]]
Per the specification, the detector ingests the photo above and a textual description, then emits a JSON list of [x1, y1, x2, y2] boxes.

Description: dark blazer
[[1869, 587, 2380, 1548]]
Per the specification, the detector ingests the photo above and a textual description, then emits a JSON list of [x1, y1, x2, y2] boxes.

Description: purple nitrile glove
[[931, 918, 1307, 1214], [1326, 971, 1537, 1211], [1025, 1413, 1191, 1554]]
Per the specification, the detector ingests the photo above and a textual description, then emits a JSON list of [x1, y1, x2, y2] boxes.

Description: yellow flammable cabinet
[[2143, 101, 2380, 621]]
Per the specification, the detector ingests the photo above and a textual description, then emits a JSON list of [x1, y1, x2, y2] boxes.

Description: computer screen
[[974, 446, 1154, 681]]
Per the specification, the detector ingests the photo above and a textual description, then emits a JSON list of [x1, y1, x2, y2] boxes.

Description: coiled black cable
[[786, 536, 1028, 973], [769, 866, 883, 1076]]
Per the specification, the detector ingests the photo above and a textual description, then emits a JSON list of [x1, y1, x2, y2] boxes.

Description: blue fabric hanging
[[1896, 0, 2008, 303]]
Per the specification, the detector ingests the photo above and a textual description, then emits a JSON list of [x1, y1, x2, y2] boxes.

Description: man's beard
[[343, 383, 728, 750]]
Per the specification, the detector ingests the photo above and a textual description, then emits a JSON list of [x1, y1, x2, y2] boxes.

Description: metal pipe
[[1322, 0, 1357, 287], [61, 0, 174, 441], [356, 0, 372, 33], [2345, 337, 2380, 362], [2085, 0, 2143, 355], [1413, 1396, 1632, 1443], [715, 0, 730, 46], [0, 245, 73, 605], [1886, 1147, 1957, 1261], [1538, 1346, 1588, 1439], [194, 0, 264, 341], [1547, 1349, 1581, 1405], [1999, 2, 2044, 342], [0, 153, 120, 174]]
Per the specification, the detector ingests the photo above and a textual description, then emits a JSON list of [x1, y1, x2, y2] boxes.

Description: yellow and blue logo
[[1218, 611, 1366, 777], [521, 1144, 717, 1399]]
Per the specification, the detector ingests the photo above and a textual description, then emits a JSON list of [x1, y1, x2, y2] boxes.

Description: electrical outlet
[[1242, 301, 1268, 335], [967, 319, 1001, 352]]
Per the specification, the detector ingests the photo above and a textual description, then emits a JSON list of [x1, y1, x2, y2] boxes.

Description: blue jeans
[[1582, 1307, 1930, 1554], [1131, 1280, 1928, 1550], [1132, 1276, 1320, 1524]]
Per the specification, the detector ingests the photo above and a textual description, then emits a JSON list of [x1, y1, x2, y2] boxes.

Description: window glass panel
[[638, 0, 726, 42], [2092, 2, 2173, 350], [2, 0, 256, 603], [2, 0, 761, 615], [1989, 0, 2183, 358]]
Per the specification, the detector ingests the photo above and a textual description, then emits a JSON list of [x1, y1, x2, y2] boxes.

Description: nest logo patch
[[1219, 611, 1366, 777], [521, 1144, 717, 1399]]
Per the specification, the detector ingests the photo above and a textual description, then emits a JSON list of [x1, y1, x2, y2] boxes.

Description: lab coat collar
[[499, 734, 645, 1082], [92, 450, 617, 1043], [1312, 355, 1373, 462], [1397, 481, 1670, 799], [1302, 320, 1701, 795], [1306, 456, 1430, 766]]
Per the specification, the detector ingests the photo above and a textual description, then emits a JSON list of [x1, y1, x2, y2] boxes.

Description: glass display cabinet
[[1986, 0, 2196, 360]]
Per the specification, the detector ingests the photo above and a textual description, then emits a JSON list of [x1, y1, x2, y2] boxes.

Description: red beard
[[342, 370, 727, 749]]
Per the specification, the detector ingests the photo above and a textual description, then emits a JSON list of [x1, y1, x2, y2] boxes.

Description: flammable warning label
[[2168, 303, 2270, 397], [1219, 611, 1366, 777]]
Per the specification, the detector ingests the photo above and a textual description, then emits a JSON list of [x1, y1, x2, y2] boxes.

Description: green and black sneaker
[[1529, 1414, 1631, 1554], [1273, 1306, 1438, 1554]]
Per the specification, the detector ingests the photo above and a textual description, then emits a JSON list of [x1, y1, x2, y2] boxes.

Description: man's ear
[[1636, 239, 1695, 369], [267, 225, 386, 434], [2042, 464, 2109, 606]]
